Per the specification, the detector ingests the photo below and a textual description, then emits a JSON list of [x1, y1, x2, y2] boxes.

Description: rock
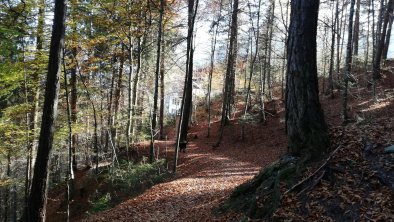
[[384, 145, 394, 154]]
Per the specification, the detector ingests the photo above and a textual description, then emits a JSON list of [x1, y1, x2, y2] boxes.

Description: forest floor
[[48, 67, 394, 221], [81, 101, 288, 221]]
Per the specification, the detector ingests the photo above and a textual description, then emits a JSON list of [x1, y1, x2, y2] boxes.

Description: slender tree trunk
[[383, 15, 394, 60], [373, 0, 394, 99], [286, 0, 329, 159], [372, 0, 377, 66], [216, 0, 238, 147], [328, 0, 339, 98], [113, 46, 125, 149], [70, 48, 78, 169], [131, 38, 142, 145], [244, 0, 261, 114], [343, 0, 356, 123], [150, 0, 165, 163], [336, 0, 343, 87], [159, 29, 165, 140], [365, 0, 371, 71], [126, 36, 133, 154], [105, 55, 116, 153], [70, 0, 78, 170], [266, 0, 275, 101], [62, 49, 74, 222], [179, 0, 199, 144], [27, 0, 66, 220], [353, 0, 361, 57], [207, 0, 223, 138], [4, 150, 11, 222]]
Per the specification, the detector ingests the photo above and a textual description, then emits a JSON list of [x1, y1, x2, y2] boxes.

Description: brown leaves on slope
[[84, 106, 287, 221]]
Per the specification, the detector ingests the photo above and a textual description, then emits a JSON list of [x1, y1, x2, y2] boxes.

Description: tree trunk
[[342, 0, 356, 122], [150, 0, 165, 163], [25, 0, 46, 211], [159, 29, 165, 140], [244, 0, 262, 115], [266, 0, 275, 101], [365, 0, 371, 71], [373, 0, 394, 99], [27, 0, 66, 220], [353, 0, 361, 56], [126, 35, 134, 154], [70, 47, 78, 169], [215, 0, 238, 147], [4, 150, 11, 222], [382, 15, 394, 61], [207, 0, 223, 137], [179, 0, 199, 144], [113, 46, 125, 150], [286, 0, 329, 159], [62, 47, 74, 221], [328, 0, 339, 98]]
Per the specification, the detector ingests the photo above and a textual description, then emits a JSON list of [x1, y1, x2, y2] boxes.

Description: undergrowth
[[88, 158, 171, 214]]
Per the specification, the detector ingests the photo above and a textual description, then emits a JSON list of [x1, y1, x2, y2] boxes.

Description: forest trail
[[84, 107, 287, 221]]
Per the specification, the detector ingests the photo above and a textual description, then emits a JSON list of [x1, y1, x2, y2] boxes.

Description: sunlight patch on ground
[[361, 101, 391, 112]]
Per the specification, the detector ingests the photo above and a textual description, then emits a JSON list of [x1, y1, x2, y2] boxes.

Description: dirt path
[[85, 116, 287, 221]]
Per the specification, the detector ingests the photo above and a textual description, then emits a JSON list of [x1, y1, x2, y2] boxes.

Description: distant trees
[[286, 0, 329, 158], [373, 0, 394, 99]]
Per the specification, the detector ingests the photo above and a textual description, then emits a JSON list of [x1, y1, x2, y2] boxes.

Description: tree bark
[[286, 0, 329, 159], [328, 0, 339, 98], [179, 0, 199, 144], [159, 28, 165, 140], [27, 0, 66, 220], [216, 0, 238, 147], [383, 15, 394, 61], [353, 0, 361, 56], [342, 0, 356, 122], [150, 0, 165, 163]]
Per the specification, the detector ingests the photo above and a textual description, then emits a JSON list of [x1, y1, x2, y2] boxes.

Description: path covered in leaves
[[85, 113, 287, 221]]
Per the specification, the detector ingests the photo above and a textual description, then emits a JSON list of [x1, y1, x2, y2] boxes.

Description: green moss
[[217, 155, 302, 219]]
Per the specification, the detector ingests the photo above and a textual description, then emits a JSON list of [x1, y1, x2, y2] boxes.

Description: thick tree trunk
[[343, 0, 356, 122], [27, 0, 66, 220], [286, 0, 329, 159]]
